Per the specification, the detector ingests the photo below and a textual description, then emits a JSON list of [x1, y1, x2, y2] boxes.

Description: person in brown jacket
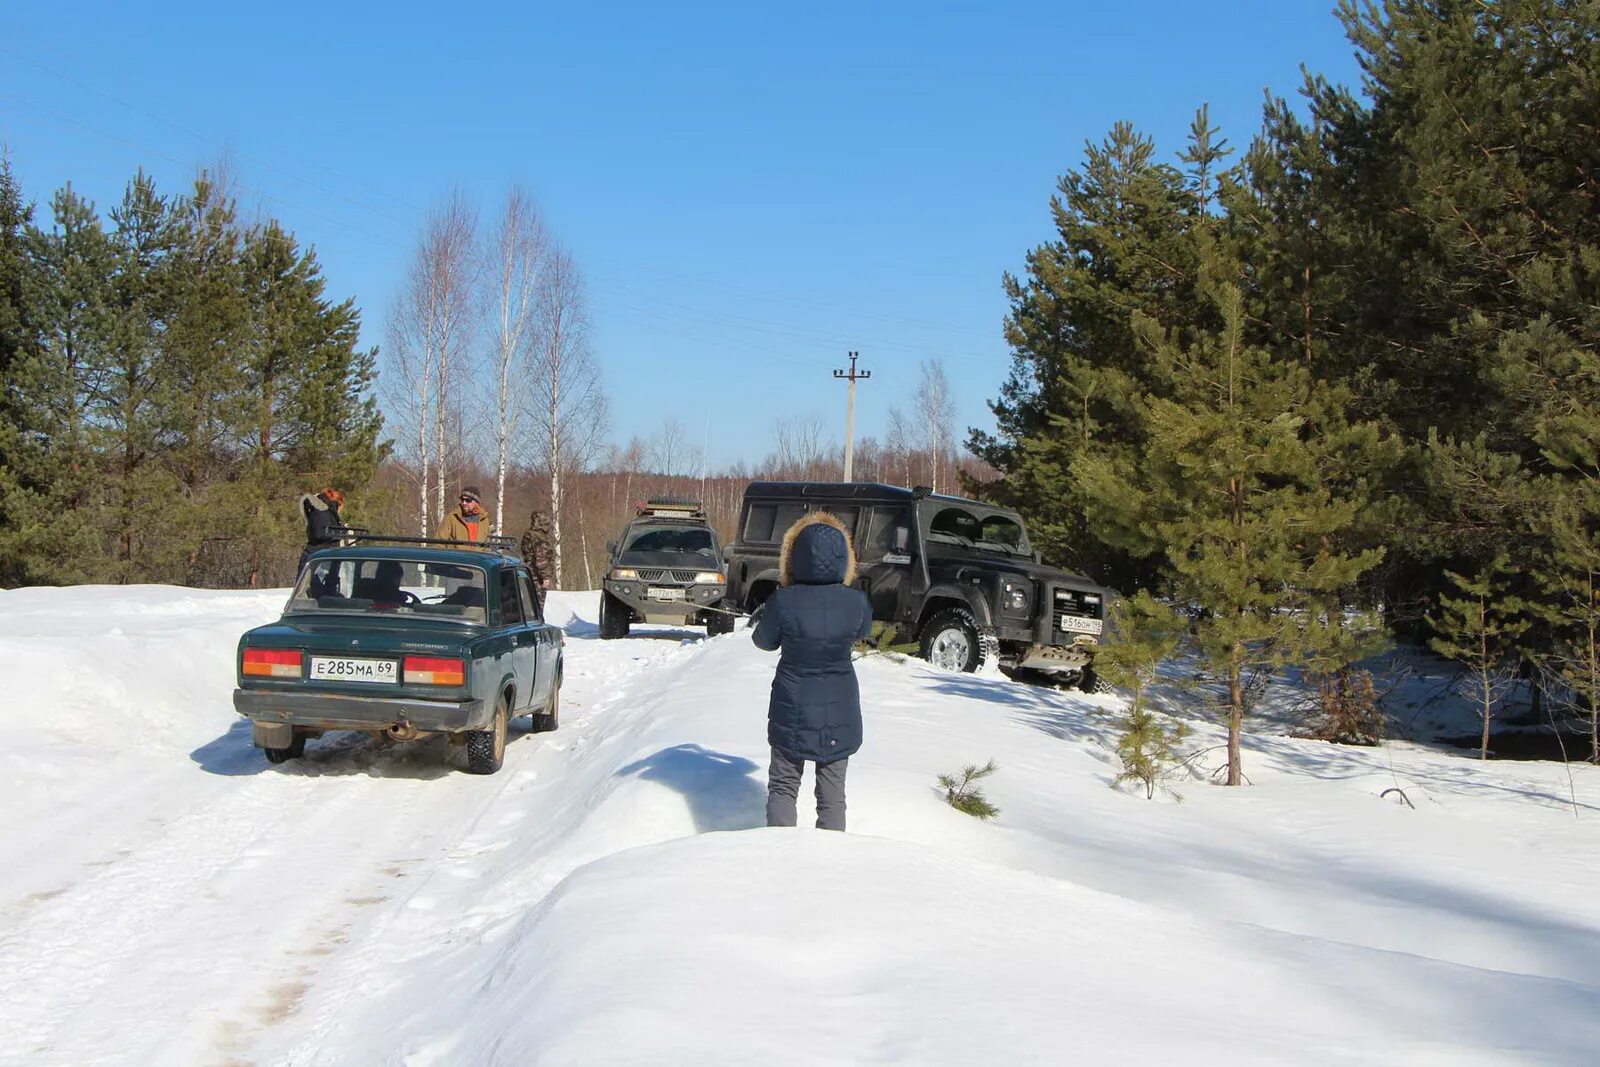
[[437, 486, 491, 543]]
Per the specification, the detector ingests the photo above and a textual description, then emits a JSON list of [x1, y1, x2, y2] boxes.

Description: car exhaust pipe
[[387, 722, 421, 742]]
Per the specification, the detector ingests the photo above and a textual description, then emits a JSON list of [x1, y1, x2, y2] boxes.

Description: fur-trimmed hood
[[778, 511, 857, 587], [302, 492, 332, 513]]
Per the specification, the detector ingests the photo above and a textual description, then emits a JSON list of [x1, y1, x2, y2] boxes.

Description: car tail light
[[242, 648, 302, 678], [403, 655, 465, 686]]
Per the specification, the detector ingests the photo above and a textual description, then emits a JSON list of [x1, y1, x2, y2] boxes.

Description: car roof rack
[[331, 526, 521, 556], [636, 498, 707, 519]]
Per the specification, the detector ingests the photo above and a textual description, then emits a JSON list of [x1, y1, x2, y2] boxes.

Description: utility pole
[[833, 351, 871, 482]]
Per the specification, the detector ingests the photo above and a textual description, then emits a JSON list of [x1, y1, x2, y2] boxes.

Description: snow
[[3, 585, 1600, 1065]]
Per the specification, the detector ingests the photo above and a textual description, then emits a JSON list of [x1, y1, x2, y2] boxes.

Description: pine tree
[[1075, 253, 1385, 785], [1428, 556, 1531, 760], [1532, 487, 1600, 762], [236, 220, 385, 585], [19, 185, 120, 581], [972, 121, 1219, 589], [100, 171, 183, 582], [0, 156, 44, 585]]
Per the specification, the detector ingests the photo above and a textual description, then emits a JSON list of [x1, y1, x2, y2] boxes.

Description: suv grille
[[637, 569, 702, 584], [1052, 588, 1101, 627]]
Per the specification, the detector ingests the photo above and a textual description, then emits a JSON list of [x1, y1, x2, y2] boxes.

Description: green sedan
[[234, 542, 562, 774]]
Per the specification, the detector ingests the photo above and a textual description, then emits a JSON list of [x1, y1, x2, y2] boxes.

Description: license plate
[[310, 656, 399, 683], [648, 586, 685, 601], [1059, 615, 1103, 635]]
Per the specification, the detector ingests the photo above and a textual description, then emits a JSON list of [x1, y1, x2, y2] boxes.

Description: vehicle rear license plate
[[310, 657, 398, 683], [1059, 615, 1103, 635], [648, 586, 685, 601]]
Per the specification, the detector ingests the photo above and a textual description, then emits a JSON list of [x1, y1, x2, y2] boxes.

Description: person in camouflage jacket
[[520, 508, 555, 604]]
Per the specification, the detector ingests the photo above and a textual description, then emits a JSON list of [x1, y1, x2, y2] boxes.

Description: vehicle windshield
[[924, 506, 1030, 556], [622, 524, 717, 557], [288, 557, 489, 623]]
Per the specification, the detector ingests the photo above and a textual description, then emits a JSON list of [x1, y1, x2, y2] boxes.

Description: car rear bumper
[[234, 688, 490, 734]]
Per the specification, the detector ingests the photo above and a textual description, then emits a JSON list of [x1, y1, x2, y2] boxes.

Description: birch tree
[[387, 193, 478, 533], [527, 245, 604, 587], [914, 359, 956, 493], [484, 187, 546, 535]]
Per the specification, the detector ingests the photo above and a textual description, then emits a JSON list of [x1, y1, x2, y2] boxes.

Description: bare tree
[[649, 418, 697, 478], [484, 187, 546, 535], [387, 193, 479, 534], [913, 359, 956, 493], [427, 194, 481, 528], [527, 245, 605, 587], [773, 413, 829, 478], [885, 407, 914, 487]]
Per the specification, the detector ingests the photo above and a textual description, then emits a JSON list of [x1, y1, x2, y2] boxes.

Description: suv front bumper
[[604, 579, 727, 618], [234, 688, 490, 734]]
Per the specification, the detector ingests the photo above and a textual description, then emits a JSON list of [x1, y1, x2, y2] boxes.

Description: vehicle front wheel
[[466, 697, 508, 774], [705, 607, 734, 636], [1077, 665, 1109, 693], [919, 608, 986, 673], [599, 591, 631, 640], [263, 730, 307, 764]]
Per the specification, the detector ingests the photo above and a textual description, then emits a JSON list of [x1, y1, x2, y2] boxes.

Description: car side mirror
[[606, 540, 616, 556], [893, 526, 910, 554]]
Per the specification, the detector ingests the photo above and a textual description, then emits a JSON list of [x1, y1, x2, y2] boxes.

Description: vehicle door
[[856, 505, 919, 632], [493, 568, 533, 712], [515, 568, 554, 706]]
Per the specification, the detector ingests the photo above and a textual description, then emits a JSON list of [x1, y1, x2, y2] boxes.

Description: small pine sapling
[[938, 760, 1000, 819], [1428, 556, 1530, 759], [1099, 593, 1190, 798], [1115, 705, 1190, 799]]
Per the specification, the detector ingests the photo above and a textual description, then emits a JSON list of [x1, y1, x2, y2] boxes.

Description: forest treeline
[[973, 0, 1600, 773], [0, 166, 384, 588]]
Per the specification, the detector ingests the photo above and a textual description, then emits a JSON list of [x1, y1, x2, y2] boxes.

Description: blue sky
[[1, 2, 1361, 468]]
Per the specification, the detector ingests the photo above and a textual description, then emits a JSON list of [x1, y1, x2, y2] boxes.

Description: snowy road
[[0, 590, 708, 1065]]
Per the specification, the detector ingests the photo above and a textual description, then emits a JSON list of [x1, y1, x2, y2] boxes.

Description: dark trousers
[[766, 747, 848, 831]]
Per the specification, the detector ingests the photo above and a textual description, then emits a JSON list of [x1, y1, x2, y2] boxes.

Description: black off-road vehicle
[[723, 482, 1111, 688], [599, 500, 733, 639]]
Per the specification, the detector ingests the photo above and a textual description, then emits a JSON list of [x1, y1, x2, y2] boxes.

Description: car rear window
[[288, 557, 488, 623]]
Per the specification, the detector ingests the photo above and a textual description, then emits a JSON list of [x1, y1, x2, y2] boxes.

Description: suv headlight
[[1001, 579, 1031, 614], [694, 571, 725, 584], [611, 568, 638, 580]]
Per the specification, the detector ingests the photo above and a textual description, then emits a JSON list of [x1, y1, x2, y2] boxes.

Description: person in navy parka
[[751, 511, 874, 831]]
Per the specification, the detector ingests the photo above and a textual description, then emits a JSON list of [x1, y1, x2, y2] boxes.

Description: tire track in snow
[[0, 605, 714, 1067]]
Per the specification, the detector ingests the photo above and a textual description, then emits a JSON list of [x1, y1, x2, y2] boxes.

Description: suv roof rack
[[636, 498, 706, 519], [331, 526, 521, 556]]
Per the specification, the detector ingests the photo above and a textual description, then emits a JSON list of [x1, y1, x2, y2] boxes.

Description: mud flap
[[252, 721, 295, 749]]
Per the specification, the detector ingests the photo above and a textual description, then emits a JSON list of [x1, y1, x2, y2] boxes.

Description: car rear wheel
[[599, 591, 631, 640], [532, 674, 560, 732], [263, 731, 307, 764], [466, 697, 508, 774], [919, 608, 989, 674]]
